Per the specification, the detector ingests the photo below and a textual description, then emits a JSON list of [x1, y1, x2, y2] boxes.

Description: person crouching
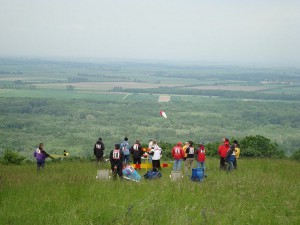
[[122, 162, 141, 182]]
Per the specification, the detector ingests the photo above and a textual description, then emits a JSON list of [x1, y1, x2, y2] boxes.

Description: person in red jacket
[[218, 137, 230, 170], [196, 142, 206, 172], [171, 142, 185, 171]]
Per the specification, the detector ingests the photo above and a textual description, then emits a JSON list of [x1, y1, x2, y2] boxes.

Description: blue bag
[[144, 170, 162, 180], [191, 168, 204, 182]]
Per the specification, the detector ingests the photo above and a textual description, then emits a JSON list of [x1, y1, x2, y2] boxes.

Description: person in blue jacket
[[226, 144, 236, 172], [122, 162, 141, 182]]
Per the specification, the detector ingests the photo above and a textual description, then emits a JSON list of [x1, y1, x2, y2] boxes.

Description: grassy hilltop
[[1, 158, 299, 225]]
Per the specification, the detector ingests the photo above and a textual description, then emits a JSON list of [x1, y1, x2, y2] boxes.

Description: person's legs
[[125, 155, 130, 163], [152, 160, 156, 170], [201, 161, 206, 172], [233, 158, 237, 169], [185, 158, 193, 175], [117, 165, 123, 178], [173, 160, 178, 171], [220, 157, 226, 170], [228, 161, 233, 171], [189, 159, 194, 170], [177, 159, 183, 171], [157, 160, 161, 170], [137, 158, 141, 164], [184, 159, 189, 173], [37, 162, 42, 171]]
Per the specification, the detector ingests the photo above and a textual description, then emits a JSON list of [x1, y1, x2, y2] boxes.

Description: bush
[[0, 150, 26, 165], [240, 135, 285, 158], [291, 149, 300, 162]]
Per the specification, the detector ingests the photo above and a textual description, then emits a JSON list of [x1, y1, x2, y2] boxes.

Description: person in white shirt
[[148, 140, 162, 170]]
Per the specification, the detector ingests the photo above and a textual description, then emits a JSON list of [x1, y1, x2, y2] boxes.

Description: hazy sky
[[1, 0, 299, 66]]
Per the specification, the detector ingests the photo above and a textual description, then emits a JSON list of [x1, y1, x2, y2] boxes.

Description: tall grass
[[1, 159, 299, 225]]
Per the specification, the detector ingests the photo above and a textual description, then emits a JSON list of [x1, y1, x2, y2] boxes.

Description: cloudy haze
[[0, 0, 299, 66]]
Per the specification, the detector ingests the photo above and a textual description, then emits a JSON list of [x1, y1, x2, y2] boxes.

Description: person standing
[[184, 141, 195, 175], [171, 142, 185, 171], [33, 143, 53, 171], [94, 137, 105, 163], [196, 142, 206, 173], [120, 137, 130, 163], [218, 138, 230, 170], [233, 140, 240, 169], [130, 140, 144, 168], [109, 144, 124, 179], [182, 141, 189, 159], [226, 144, 236, 172], [148, 139, 154, 162], [149, 140, 162, 170]]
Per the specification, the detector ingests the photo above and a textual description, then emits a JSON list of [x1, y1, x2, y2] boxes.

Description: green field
[[1, 58, 300, 158], [1, 159, 299, 225]]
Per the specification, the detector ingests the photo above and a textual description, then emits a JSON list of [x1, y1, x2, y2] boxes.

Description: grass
[[1, 158, 299, 225]]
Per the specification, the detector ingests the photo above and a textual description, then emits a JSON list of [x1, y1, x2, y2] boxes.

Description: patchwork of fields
[[1, 58, 300, 156]]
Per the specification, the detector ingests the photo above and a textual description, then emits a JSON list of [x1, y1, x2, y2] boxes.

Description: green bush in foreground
[[291, 149, 300, 161], [0, 149, 26, 165]]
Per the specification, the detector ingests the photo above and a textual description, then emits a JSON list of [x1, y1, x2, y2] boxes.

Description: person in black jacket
[[94, 137, 105, 162], [130, 140, 144, 167], [109, 144, 124, 179]]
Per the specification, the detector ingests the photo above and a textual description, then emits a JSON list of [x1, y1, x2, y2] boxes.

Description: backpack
[[191, 168, 204, 182], [144, 170, 162, 180]]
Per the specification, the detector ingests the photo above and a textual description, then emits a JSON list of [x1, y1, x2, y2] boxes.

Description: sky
[[0, 0, 299, 66]]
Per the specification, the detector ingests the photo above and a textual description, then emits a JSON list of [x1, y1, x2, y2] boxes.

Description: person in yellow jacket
[[182, 141, 190, 158], [233, 140, 240, 169]]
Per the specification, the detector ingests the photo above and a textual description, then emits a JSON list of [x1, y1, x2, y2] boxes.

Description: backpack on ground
[[144, 170, 162, 180], [191, 168, 205, 182]]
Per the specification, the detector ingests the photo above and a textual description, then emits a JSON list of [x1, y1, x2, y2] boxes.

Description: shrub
[[240, 135, 285, 158], [0, 150, 26, 165], [291, 149, 300, 162]]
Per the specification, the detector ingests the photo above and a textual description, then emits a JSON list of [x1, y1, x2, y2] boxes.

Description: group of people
[[93, 137, 208, 180], [218, 137, 240, 171], [107, 138, 162, 181], [171, 141, 206, 176], [33, 136, 240, 178]]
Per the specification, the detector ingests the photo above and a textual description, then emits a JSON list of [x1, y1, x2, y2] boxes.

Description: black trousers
[[133, 157, 141, 164], [152, 160, 161, 170], [220, 157, 226, 170]]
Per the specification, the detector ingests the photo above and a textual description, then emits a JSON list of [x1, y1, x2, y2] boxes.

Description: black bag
[[144, 170, 162, 180]]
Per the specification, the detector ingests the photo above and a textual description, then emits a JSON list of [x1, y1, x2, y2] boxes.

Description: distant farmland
[[34, 82, 274, 92]]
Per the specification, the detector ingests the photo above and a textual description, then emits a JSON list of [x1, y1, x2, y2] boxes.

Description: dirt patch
[[158, 95, 171, 102]]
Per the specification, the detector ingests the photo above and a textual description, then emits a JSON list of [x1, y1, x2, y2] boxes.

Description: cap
[[177, 142, 182, 146], [199, 142, 205, 145]]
